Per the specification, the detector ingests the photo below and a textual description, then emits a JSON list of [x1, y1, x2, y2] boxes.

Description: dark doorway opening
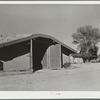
[[32, 37, 56, 71]]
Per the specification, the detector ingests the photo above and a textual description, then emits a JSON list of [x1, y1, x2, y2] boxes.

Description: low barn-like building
[[0, 34, 77, 72], [69, 53, 83, 64]]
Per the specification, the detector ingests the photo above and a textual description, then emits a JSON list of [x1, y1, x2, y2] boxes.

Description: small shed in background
[[69, 53, 83, 64]]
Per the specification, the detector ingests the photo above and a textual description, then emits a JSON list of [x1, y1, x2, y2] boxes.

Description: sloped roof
[[0, 34, 77, 61], [70, 53, 98, 58], [70, 53, 82, 58], [0, 34, 77, 53]]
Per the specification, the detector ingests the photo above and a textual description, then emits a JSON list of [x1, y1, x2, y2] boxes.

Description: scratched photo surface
[[0, 4, 100, 91]]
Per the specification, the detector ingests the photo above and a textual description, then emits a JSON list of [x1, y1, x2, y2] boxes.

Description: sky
[[0, 4, 100, 51]]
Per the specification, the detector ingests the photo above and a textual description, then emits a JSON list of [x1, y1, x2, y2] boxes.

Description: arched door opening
[[32, 37, 57, 71]]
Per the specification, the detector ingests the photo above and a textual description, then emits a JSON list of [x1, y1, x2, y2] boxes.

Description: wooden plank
[[30, 39, 33, 70], [49, 44, 61, 69]]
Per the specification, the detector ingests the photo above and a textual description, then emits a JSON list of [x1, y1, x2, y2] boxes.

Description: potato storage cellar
[[0, 34, 77, 72]]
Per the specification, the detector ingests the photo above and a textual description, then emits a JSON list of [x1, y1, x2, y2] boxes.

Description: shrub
[[90, 59, 97, 63], [63, 62, 71, 69], [96, 59, 100, 63]]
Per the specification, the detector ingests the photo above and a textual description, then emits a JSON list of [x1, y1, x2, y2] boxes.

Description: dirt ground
[[0, 63, 100, 91]]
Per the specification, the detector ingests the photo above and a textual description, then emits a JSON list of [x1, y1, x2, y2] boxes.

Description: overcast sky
[[0, 4, 100, 50]]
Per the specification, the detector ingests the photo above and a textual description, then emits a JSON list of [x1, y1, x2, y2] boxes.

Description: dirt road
[[0, 63, 100, 91]]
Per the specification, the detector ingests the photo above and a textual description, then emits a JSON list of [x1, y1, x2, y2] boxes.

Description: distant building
[[69, 53, 83, 64]]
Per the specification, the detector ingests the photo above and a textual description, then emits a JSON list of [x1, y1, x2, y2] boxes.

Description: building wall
[[3, 53, 30, 71], [42, 44, 61, 69], [69, 55, 83, 64], [42, 51, 48, 69], [3, 43, 61, 71], [62, 54, 69, 65]]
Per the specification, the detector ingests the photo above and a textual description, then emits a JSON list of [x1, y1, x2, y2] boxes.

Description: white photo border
[[0, 1, 100, 99]]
